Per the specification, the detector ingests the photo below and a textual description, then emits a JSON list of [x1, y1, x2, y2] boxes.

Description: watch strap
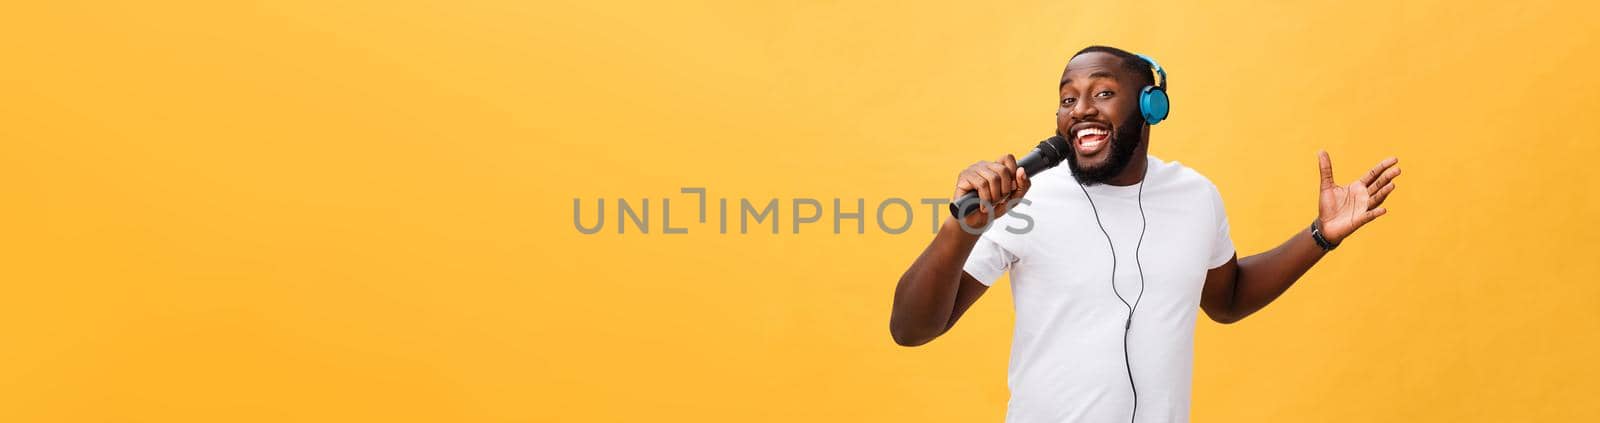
[[1310, 219, 1339, 251]]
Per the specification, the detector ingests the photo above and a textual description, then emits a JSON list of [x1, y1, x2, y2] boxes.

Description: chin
[[1075, 155, 1110, 171]]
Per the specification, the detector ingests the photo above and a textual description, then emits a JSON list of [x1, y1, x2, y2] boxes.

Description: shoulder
[[1147, 155, 1215, 187], [1148, 155, 1222, 196], [1146, 156, 1228, 223]]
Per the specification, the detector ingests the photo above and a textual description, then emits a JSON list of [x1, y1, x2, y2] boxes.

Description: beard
[[1064, 114, 1144, 186]]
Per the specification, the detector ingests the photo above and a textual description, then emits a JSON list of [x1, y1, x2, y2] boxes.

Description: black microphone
[[948, 135, 1071, 220]]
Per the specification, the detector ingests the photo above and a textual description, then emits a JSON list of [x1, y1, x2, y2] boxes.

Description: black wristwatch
[[1310, 219, 1339, 251]]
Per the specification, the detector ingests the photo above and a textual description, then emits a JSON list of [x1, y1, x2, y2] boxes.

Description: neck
[[1099, 138, 1149, 186]]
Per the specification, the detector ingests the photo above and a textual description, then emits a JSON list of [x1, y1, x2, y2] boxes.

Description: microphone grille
[[1038, 135, 1070, 165]]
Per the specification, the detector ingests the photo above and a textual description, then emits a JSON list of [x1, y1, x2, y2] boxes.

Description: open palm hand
[[1317, 151, 1401, 244]]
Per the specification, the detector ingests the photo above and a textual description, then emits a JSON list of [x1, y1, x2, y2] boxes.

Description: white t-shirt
[[963, 155, 1234, 423]]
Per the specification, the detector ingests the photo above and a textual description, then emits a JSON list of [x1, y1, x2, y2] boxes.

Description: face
[[1056, 52, 1146, 185]]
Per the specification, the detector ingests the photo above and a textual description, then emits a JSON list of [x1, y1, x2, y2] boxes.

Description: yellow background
[[3, 1, 1597, 421]]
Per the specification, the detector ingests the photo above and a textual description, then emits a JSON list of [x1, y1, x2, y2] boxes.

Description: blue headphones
[[1134, 53, 1170, 125]]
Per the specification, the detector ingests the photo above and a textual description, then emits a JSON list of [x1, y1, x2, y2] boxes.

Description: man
[[888, 46, 1401, 422]]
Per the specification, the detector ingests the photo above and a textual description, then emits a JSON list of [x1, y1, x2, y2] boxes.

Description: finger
[[997, 166, 1027, 215], [954, 162, 984, 200], [984, 165, 1011, 207], [999, 154, 1020, 201], [959, 164, 987, 193], [986, 162, 1014, 197], [1369, 165, 1401, 190], [1015, 168, 1032, 197], [1318, 150, 1335, 190], [997, 175, 1018, 214], [959, 173, 991, 212], [974, 167, 1001, 210], [1362, 207, 1388, 223], [1371, 182, 1396, 208], [954, 178, 973, 201], [970, 171, 994, 211], [1361, 157, 1399, 187], [1004, 154, 1028, 201]]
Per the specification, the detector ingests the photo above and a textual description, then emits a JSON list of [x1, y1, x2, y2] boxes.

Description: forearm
[[1229, 224, 1327, 320], [891, 218, 982, 345], [1208, 152, 1399, 323]]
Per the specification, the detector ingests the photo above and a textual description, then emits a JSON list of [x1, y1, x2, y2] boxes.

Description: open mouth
[[1070, 123, 1111, 156]]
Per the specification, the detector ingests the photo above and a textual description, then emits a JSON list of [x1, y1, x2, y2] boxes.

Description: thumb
[[1318, 150, 1336, 190]]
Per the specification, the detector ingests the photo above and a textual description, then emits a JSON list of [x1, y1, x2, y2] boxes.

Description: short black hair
[[1070, 45, 1155, 88]]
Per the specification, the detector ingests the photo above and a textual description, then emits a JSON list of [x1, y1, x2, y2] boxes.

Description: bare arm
[[890, 155, 1029, 346], [890, 219, 991, 346], [1201, 152, 1401, 323]]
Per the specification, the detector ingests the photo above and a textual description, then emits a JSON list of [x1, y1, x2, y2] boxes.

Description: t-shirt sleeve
[[1208, 183, 1236, 269], [963, 232, 1018, 286]]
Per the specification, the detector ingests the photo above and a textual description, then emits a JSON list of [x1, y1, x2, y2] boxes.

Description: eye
[[1095, 90, 1114, 98], [1061, 97, 1076, 106]]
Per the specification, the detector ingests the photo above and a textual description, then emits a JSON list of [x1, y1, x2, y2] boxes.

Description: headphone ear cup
[[1139, 86, 1169, 125]]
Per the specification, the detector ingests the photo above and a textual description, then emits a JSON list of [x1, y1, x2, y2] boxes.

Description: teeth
[[1076, 127, 1108, 138]]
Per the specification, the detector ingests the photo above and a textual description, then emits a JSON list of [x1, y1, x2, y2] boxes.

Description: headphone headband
[[1134, 53, 1167, 91]]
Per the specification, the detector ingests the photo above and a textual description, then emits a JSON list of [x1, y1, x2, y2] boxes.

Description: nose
[[1067, 98, 1097, 122]]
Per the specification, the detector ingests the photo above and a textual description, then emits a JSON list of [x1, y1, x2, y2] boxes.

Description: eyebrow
[[1059, 71, 1118, 88]]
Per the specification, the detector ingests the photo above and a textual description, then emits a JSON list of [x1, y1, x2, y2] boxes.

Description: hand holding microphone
[[950, 135, 1070, 228]]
